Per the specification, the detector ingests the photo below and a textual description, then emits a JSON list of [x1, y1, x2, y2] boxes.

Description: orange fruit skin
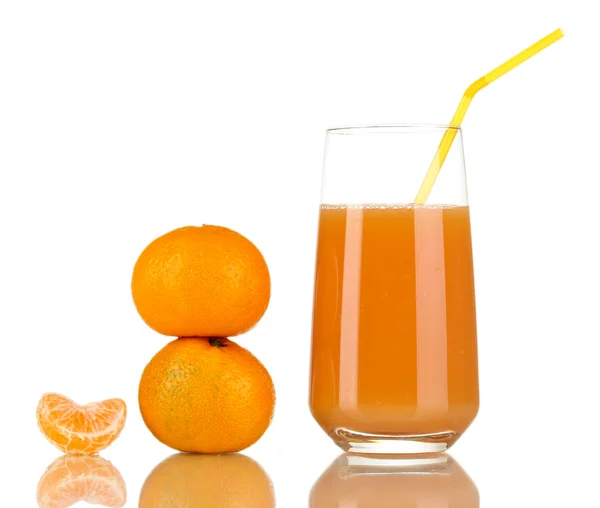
[[36, 393, 127, 455], [131, 225, 271, 337], [139, 337, 275, 453], [139, 453, 275, 507], [37, 455, 127, 508]]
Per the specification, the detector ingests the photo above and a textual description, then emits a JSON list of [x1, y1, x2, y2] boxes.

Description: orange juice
[[310, 204, 478, 451]]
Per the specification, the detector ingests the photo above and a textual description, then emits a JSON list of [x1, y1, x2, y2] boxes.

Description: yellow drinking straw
[[414, 28, 564, 205]]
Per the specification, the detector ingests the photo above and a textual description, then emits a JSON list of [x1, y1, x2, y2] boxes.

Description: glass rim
[[326, 123, 461, 135]]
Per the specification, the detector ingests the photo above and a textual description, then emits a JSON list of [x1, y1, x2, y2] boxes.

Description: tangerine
[[131, 225, 270, 337], [138, 337, 275, 453], [36, 393, 127, 455]]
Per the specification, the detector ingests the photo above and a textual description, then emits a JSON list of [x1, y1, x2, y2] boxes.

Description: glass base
[[331, 428, 460, 455]]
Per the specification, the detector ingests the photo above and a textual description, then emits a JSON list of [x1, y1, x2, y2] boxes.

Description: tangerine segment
[[37, 393, 127, 455], [37, 454, 127, 508]]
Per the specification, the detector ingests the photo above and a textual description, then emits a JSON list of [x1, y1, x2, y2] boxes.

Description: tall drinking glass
[[310, 125, 479, 455]]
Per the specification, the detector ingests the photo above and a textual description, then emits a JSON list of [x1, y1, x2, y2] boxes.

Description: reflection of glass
[[310, 453, 479, 507], [36, 455, 126, 508], [139, 453, 275, 507], [310, 126, 479, 454]]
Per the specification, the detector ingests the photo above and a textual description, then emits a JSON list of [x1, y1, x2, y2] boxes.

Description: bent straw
[[414, 28, 564, 205]]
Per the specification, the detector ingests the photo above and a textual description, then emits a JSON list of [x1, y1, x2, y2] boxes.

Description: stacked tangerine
[[132, 225, 275, 453]]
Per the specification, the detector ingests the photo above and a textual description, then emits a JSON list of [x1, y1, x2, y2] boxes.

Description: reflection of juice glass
[[310, 454, 479, 507], [310, 125, 479, 454]]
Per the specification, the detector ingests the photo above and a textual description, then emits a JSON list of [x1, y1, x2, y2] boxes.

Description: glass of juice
[[310, 125, 479, 455]]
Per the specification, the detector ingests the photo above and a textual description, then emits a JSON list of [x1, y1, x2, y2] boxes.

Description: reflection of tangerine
[[139, 453, 275, 507], [310, 454, 479, 507], [37, 455, 127, 508], [139, 337, 275, 453], [36, 393, 127, 455], [131, 225, 271, 337]]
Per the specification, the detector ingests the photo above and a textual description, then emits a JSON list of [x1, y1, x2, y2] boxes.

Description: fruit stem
[[209, 337, 227, 348]]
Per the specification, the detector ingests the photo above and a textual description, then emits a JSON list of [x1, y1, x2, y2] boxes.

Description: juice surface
[[310, 204, 479, 438]]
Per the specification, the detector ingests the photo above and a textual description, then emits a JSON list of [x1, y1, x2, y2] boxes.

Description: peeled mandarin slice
[[37, 454, 127, 508], [36, 393, 127, 455]]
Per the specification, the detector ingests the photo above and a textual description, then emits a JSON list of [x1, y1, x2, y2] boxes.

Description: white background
[[1, 0, 599, 506]]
